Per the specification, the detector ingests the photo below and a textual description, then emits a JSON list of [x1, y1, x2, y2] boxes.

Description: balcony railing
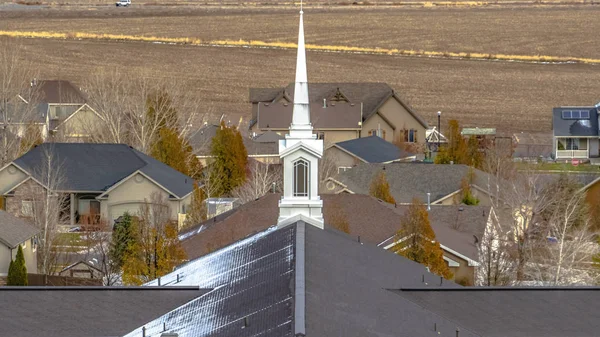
[[556, 149, 588, 159]]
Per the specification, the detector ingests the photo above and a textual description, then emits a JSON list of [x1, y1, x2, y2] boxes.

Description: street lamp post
[[437, 111, 441, 150]]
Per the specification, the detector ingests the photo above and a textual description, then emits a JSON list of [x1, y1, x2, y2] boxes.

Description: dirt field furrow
[[14, 37, 598, 133]]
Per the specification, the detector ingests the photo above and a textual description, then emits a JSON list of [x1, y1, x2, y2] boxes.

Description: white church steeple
[[277, 6, 324, 229]]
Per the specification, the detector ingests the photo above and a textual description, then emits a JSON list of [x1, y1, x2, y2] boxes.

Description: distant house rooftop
[[0, 210, 40, 249], [332, 135, 415, 163], [552, 107, 599, 137], [10, 143, 194, 198]]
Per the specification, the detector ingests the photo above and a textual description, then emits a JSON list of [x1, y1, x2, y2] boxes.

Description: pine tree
[[369, 171, 396, 204], [392, 199, 453, 279], [151, 127, 202, 178], [8, 245, 28, 286], [109, 213, 136, 269], [210, 121, 248, 196]]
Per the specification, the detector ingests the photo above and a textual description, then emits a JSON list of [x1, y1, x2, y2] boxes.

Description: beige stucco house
[[0, 143, 194, 228], [249, 83, 429, 146], [2, 80, 103, 143], [0, 210, 39, 276]]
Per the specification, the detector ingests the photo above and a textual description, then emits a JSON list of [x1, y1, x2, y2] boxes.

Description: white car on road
[[115, 0, 130, 6]]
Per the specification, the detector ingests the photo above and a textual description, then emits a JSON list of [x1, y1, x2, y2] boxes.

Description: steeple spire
[[289, 5, 313, 139], [277, 6, 324, 229]]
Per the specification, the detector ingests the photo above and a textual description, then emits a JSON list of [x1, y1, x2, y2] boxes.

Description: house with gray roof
[[249, 82, 428, 146], [0, 143, 194, 227], [323, 162, 493, 206], [0, 210, 39, 276], [326, 135, 417, 173], [2, 80, 102, 142], [552, 106, 600, 160]]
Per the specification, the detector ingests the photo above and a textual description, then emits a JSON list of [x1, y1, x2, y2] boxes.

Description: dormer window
[[293, 159, 309, 197]]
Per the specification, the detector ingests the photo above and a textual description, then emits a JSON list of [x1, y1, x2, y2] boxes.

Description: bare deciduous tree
[[28, 145, 69, 275], [232, 160, 282, 204], [82, 68, 206, 154], [81, 221, 122, 286], [479, 147, 598, 285], [0, 37, 41, 165], [525, 187, 599, 285]]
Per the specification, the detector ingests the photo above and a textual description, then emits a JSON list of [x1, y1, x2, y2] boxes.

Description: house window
[[21, 200, 33, 217], [317, 132, 325, 140], [402, 129, 418, 143], [181, 204, 187, 214], [337, 166, 352, 174], [369, 129, 386, 140], [558, 138, 588, 151], [293, 159, 309, 197]]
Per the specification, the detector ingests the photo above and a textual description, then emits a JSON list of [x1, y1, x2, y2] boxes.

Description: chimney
[[427, 192, 431, 211], [323, 98, 327, 108]]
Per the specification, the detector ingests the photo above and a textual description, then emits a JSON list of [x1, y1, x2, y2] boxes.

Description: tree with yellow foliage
[[369, 170, 396, 204], [392, 199, 452, 279], [122, 193, 187, 285]]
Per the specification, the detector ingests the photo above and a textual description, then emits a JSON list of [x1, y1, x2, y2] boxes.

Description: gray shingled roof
[[257, 102, 362, 129], [552, 107, 599, 137], [13, 143, 194, 198], [395, 288, 600, 337], [0, 210, 40, 248], [188, 124, 219, 155], [335, 162, 491, 204], [253, 130, 283, 143], [334, 135, 414, 163], [132, 222, 461, 337], [0, 287, 206, 337]]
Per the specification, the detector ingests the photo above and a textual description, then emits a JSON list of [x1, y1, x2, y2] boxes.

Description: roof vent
[[264, 103, 270, 107], [283, 103, 288, 107], [350, 103, 355, 106], [458, 207, 464, 211], [331, 103, 336, 106], [323, 98, 327, 108]]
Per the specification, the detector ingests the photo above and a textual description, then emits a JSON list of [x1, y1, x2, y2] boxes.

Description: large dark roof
[[0, 210, 40, 248], [128, 225, 298, 337], [395, 287, 600, 337], [552, 107, 599, 137], [256, 102, 362, 129], [37, 80, 86, 104], [334, 135, 414, 163], [0, 286, 206, 337], [13, 143, 194, 197], [130, 222, 459, 337], [335, 162, 491, 204]]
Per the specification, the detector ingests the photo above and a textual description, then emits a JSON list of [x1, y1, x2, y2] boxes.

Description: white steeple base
[[277, 201, 324, 229]]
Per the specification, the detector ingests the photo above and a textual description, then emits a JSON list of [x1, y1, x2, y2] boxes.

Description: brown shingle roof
[[249, 83, 426, 125], [249, 87, 283, 103], [37, 80, 85, 104], [257, 102, 362, 129], [180, 193, 490, 262]]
